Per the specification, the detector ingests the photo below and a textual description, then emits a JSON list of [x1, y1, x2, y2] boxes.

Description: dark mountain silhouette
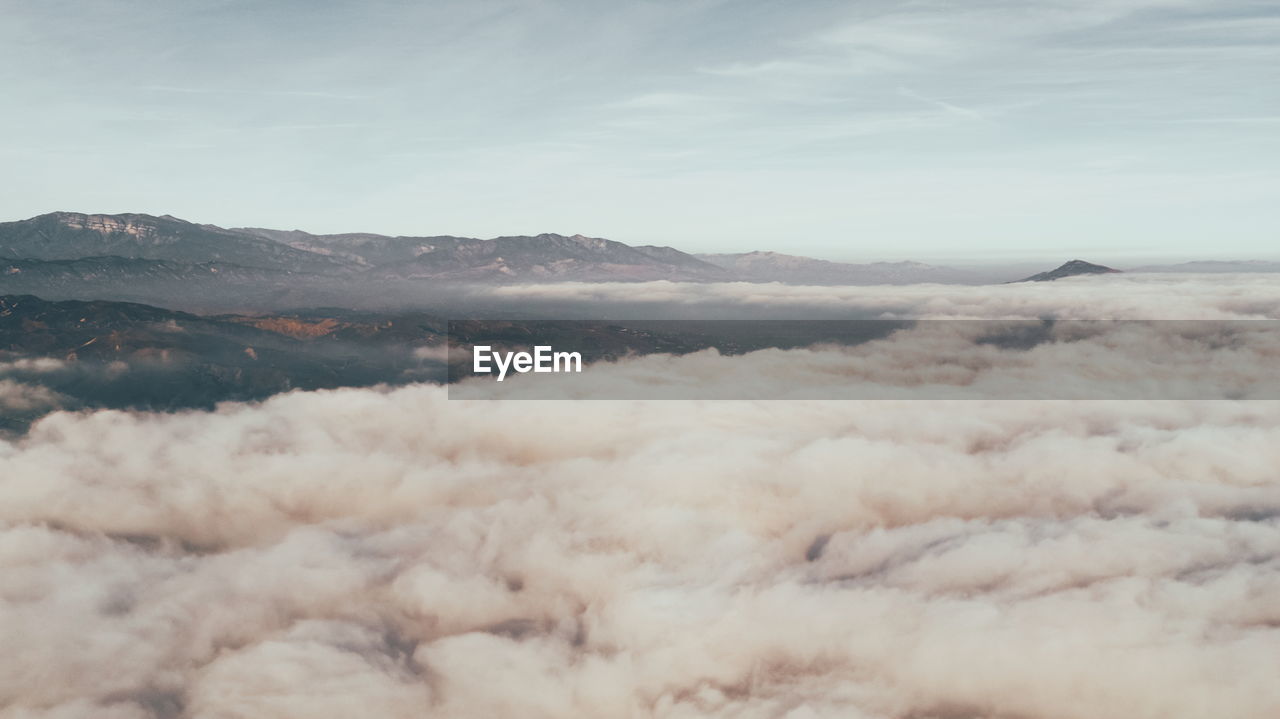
[[1017, 260, 1121, 282]]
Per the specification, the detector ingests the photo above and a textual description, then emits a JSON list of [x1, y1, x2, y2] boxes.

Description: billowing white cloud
[[0, 360, 68, 416], [2, 384, 1279, 717], [0, 379, 63, 412]]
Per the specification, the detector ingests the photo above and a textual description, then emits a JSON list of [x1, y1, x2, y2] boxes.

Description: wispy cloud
[[897, 87, 986, 121], [139, 85, 369, 100], [2, 0, 1278, 256]]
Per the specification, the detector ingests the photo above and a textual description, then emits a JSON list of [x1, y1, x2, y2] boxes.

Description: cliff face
[[53, 212, 172, 239]]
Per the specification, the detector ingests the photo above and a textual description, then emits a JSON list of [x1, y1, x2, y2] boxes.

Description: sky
[[2, 0, 1278, 262]]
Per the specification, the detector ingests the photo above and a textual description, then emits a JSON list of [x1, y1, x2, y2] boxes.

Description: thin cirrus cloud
[[138, 85, 372, 101]]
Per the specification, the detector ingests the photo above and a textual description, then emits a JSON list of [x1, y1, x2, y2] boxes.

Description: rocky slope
[[0, 212, 350, 274]]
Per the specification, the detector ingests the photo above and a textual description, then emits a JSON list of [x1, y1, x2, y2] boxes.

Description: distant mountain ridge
[[1128, 260, 1280, 274], [3, 213, 1277, 296], [0, 212, 349, 274], [244, 228, 728, 281], [696, 251, 986, 285], [0, 211, 989, 286], [0, 212, 727, 283]]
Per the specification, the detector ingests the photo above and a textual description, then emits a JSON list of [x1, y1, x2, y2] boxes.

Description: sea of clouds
[[2, 273, 1279, 718], [469, 273, 1280, 320]]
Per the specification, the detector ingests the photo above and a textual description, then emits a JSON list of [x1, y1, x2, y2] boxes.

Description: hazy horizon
[[4, 0, 1278, 261]]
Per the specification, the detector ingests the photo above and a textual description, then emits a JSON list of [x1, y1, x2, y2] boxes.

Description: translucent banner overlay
[[446, 320, 1280, 400]]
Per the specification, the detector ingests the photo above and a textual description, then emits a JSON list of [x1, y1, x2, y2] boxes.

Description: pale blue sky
[[3, 0, 1278, 261]]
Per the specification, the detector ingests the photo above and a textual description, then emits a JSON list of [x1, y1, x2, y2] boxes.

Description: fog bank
[[469, 273, 1280, 320], [3, 386, 1278, 718]]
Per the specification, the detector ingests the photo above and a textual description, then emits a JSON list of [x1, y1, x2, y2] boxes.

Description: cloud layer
[[473, 273, 1280, 320], [3, 385, 1279, 718]]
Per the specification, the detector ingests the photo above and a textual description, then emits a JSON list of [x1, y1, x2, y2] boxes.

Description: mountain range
[[1, 212, 1026, 291], [0, 212, 729, 283], [2, 212, 1277, 314]]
